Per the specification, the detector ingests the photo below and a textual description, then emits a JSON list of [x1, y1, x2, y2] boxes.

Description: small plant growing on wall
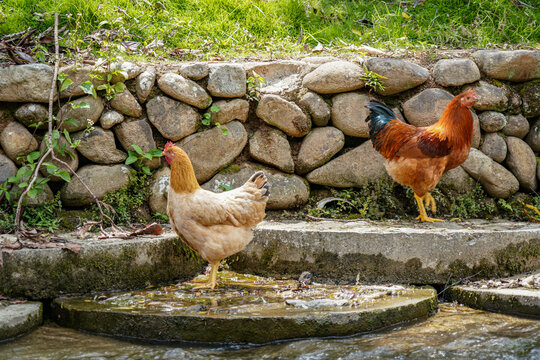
[[361, 66, 387, 93], [246, 71, 265, 101], [202, 105, 228, 135]]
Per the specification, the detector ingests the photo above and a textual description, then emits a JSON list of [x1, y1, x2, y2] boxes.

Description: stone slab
[[0, 302, 42, 341]]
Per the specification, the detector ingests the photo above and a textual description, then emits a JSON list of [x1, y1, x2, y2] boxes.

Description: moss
[[219, 164, 241, 175]]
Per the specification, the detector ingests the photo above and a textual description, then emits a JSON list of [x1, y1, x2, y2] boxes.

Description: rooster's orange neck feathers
[[167, 146, 200, 193], [427, 95, 474, 150]]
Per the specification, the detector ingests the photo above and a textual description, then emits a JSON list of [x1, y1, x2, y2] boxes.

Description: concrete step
[[0, 302, 42, 341]]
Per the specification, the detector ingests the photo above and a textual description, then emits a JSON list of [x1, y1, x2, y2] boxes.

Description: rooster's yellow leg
[[423, 192, 437, 214], [208, 261, 220, 289], [414, 194, 444, 223]]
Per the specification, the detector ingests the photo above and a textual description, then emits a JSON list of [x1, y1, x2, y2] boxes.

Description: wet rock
[[480, 133, 507, 163], [526, 119, 540, 152], [0, 154, 17, 184], [299, 91, 331, 127], [478, 111, 507, 133], [202, 162, 309, 209], [433, 58, 481, 87], [285, 299, 350, 308], [110, 61, 142, 82], [249, 126, 294, 173], [72, 127, 127, 164], [296, 127, 345, 174], [146, 95, 200, 141], [302, 61, 364, 94], [14, 103, 48, 129], [212, 99, 249, 125], [148, 166, 170, 215], [402, 88, 454, 127], [331, 92, 370, 137], [179, 63, 209, 80], [461, 148, 519, 198], [306, 141, 389, 187], [245, 61, 315, 98], [256, 94, 310, 137], [110, 88, 143, 117], [178, 121, 247, 182], [0, 64, 55, 102], [99, 110, 124, 130], [473, 50, 540, 82], [39, 134, 79, 182], [0, 302, 42, 341], [0, 122, 38, 164], [521, 81, 540, 118], [365, 58, 429, 95], [158, 72, 212, 109], [503, 114, 530, 139], [438, 166, 475, 193], [135, 66, 156, 103], [207, 64, 246, 98], [61, 164, 132, 206], [505, 136, 537, 191], [471, 81, 508, 111], [114, 119, 160, 170], [58, 64, 107, 98], [58, 95, 104, 132]]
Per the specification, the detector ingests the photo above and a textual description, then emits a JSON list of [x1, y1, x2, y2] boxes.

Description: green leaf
[[221, 128, 229, 135], [210, 105, 220, 112], [202, 118, 211, 126], [27, 151, 42, 163], [148, 148, 163, 157], [107, 73, 112, 82], [219, 184, 234, 191], [57, 171, 71, 182], [64, 119, 78, 126], [125, 155, 138, 165], [142, 166, 152, 175], [60, 78, 73, 92], [58, 72, 67, 83], [46, 166, 57, 175], [143, 153, 153, 160], [131, 144, 145, 155], [73, 102, 90, 109], [79, 80, 97, 98], [115, 82, 126, 93], [27, 188, 38, 198], [18, 181, 28, 188], [97, 84, 108, 91]]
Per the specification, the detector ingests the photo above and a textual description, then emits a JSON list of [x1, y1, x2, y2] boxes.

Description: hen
[[365, 89, 478, 222], [162, 142, 269, 288]]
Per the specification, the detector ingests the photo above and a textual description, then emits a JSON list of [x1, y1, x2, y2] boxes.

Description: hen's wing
[[183, 171, 269, 228]]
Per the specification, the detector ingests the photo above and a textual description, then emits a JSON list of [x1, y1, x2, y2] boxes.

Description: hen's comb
[[164, 141, 175, 150]]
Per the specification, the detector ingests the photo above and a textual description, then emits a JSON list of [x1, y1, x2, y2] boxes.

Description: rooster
[[365, 89, 478, 222], [162, 142, 269, 289]]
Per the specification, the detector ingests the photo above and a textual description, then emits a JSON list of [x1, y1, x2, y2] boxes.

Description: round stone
[[478, 111, 507, 133], [480, 133, 507, 163], [503, 114, 530, 139]]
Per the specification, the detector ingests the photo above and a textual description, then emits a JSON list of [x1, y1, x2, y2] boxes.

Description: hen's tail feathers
[[247, 171, 270, 198], [365, 100, 397, 140]]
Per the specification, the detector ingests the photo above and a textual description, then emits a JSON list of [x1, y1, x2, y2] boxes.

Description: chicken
[[162, 142, 269, 289], [365, 89, 478, 222]]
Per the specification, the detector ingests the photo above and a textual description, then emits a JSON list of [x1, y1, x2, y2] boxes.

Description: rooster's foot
[[415, 214, 444, 223]]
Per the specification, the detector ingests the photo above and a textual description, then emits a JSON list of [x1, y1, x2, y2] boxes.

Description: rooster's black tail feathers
[[365, 101, 397, 140]]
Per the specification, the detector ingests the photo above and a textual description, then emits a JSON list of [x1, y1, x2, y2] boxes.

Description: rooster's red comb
[[164, 141, 175, 150]]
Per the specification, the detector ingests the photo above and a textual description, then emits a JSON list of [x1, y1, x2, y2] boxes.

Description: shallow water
[[1, 303, 539, 360]]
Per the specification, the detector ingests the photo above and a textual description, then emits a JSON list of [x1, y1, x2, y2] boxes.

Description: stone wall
[[0, 50, 539, 214]]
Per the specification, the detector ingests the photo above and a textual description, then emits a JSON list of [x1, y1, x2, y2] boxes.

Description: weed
[[125, 145, 163, 175], [361, 65, 387, 93], [246, 72, 265, 101], [202, 105, 228, 135]]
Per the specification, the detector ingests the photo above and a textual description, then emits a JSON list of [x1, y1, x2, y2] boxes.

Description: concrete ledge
[[0, 302, 42, 341], [231, 220, 540, 284], [0, 233, 201, 299], [448, 286, 540, 318]]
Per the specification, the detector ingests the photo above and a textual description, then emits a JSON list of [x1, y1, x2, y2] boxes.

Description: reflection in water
[[1, 303, 539, 360]]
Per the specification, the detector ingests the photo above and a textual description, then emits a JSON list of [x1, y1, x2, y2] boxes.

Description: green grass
[[1, 0, 538, 60]]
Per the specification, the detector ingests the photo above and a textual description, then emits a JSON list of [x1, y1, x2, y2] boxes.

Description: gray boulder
[[503, 114, 530, 139], [296, 127, 345, 174], [299, 91, 331, 127], [245, 60, 315, 98], [471, 81, 508, 111], [110, 88, 142, 117], [212, 99, 249, 125], [72, 127, 127, 164], [0, 122, 38, 164], [158, 73, 212, 109], [478, 111, 506, 132], [39, 135, 79, 182], [480, 132, 507, 163], [58, 95, 104, 132], [202, 163, 310, 210], [402, 88, 453, 127], [306, 140, 389, 187], [58, 64, 106, 98], [473, 50, 540, 82], [99, 110, 124, 130], [249, 127, 294, 173], [135, 66, 156, 103], [521, 82, 540, 118], [207, 64, 246, 98], [61, 164, 132, 206], [110, 61, 142, 82], [179, 63, 209, 80], [0, 154, 17, 184], [14, 103, 48, 129], [0, 64, 55, 102], [256, 95, 311, 137], [177, 121, 247, 182], [433, 59, 480, 87], [302, 61, 364, 94], [526, 119, 540, 152], [331, 92, 371, 137], [438, 166, 476, 194], [365, 58, 429, 95], [505, 136, 537, 191], [146, 95, 199, 141], [461, 148, 519, 198], [471, 112, 481, 149], [148, 166, 170, 215], [114, 119, 160, 170]]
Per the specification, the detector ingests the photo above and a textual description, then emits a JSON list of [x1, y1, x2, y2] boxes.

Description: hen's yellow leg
[[208, 261, 220, 289], [414, 193, 443, 223]]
